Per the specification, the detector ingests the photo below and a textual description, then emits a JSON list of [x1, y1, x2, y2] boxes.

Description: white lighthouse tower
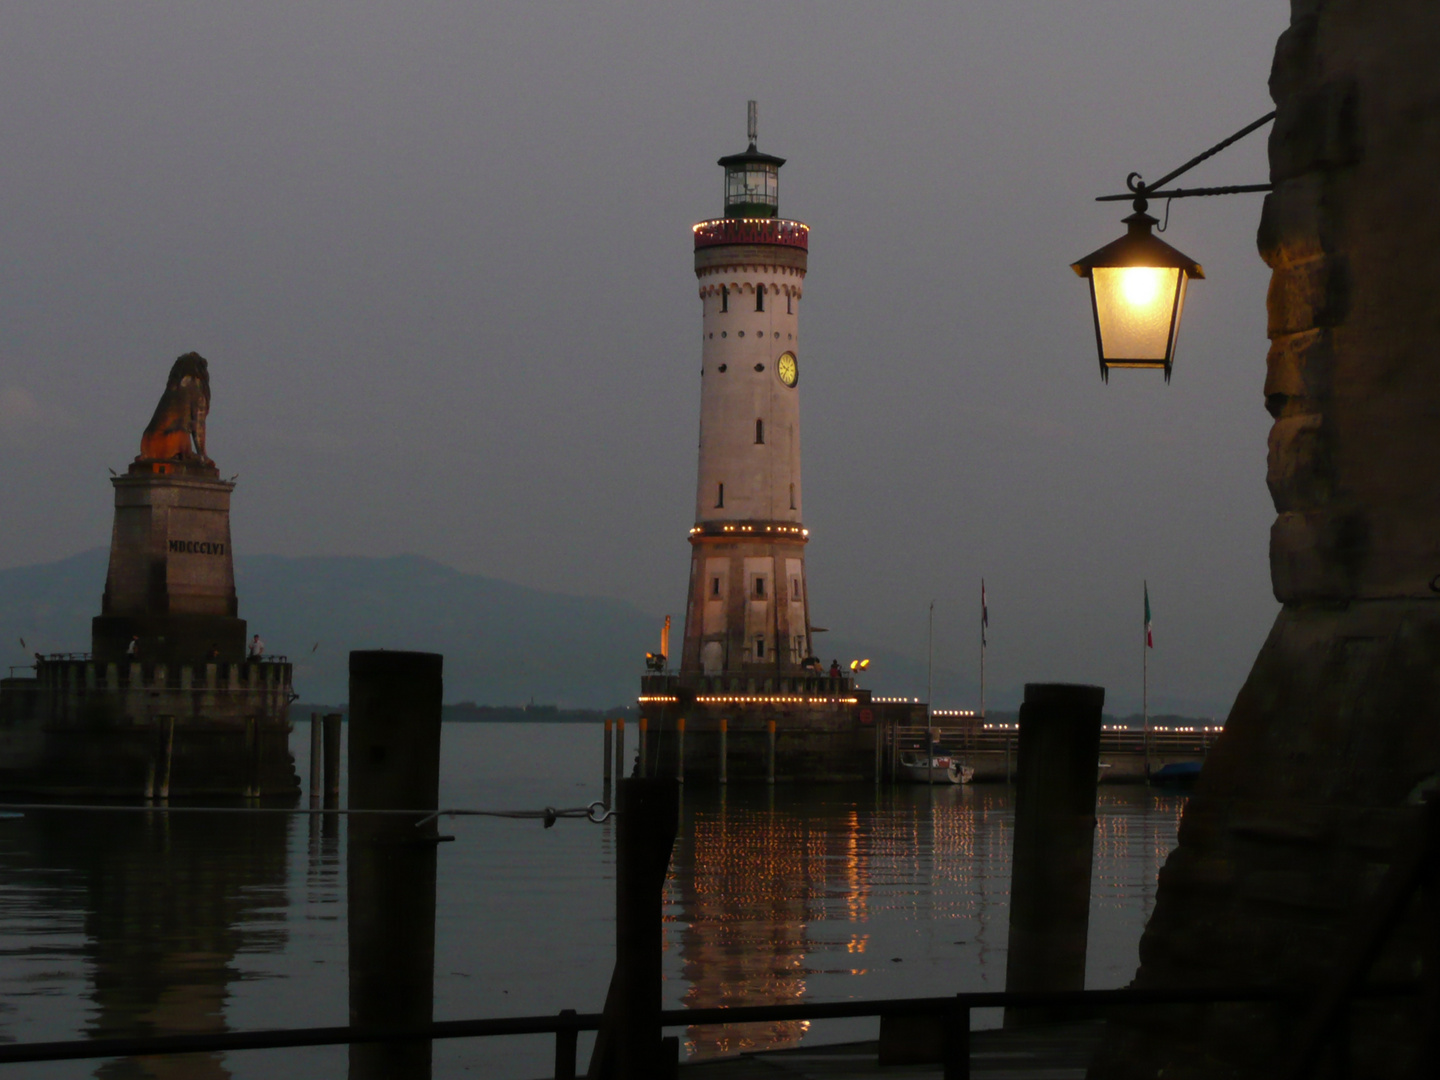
[[679, 103, 814, 685]]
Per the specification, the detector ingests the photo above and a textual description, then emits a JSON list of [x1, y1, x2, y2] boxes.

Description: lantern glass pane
[[1091, 266, 1182, 362]]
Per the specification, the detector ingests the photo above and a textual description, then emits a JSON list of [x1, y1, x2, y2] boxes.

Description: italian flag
[[1144, 582, 1153, 649]]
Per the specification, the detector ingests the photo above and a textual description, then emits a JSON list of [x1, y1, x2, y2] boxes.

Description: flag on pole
[[981, 580, 988, 646], [1144, 582, 1153, 648]]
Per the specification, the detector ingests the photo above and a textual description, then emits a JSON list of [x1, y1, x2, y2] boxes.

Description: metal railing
[[0, 983, 1417, 1078]]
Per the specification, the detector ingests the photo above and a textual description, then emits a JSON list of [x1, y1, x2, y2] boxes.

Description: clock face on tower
[[777, 351, 799, 388]]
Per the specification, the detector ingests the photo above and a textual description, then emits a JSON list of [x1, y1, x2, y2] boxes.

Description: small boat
[[1150, 760, 1202, 786], [898, 753, 974, 785]]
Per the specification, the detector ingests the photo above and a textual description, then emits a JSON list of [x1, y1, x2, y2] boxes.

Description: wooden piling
[[243, 716, 257, 798], [615, 717, 626, 783], [603, 716, 613, 792], [588, 777, 679, 1079], [874, 721, 882, 784], [766, 719, 776, 785], [323, 712, 342, 806], [309, 713, 323, 806], [1004, 682, 1104, 1028], [718, 717, 728, 785], [160, 716, 175, 799], [676, 717, 685, 784], [555, 1009, 578, 1080], [346, 650, 444, 1080]]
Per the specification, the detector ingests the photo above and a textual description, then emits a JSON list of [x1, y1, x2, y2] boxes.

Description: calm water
[[0, 722, 1184, 1078]]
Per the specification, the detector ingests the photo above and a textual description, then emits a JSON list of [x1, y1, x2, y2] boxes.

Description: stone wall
[[1090, 4, 1440, 1077]]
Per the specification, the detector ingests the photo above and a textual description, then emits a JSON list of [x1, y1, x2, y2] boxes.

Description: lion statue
[[140, 353, 212, 462]]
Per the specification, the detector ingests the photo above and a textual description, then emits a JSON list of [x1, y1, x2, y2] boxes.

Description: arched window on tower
[[755, 419, 764, 444], [756, 284, 765, 312], [720, 286, 729, 313], [787, 291, 792, 315]]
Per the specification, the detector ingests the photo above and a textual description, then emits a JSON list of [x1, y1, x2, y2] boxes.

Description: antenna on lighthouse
[[747, 100, 757, 147]]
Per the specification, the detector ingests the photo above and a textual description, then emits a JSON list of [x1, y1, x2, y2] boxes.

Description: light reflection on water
[[0, 722, 1184, 1079], [668, 784, 1183, 1062]]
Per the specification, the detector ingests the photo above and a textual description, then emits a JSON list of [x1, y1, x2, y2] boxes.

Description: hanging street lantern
[[1074, 111, 1276, 383], [1071, 207, 1203, 383]]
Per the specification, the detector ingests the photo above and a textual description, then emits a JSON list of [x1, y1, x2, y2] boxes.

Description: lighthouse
[[679, 103, 814, 684], [636, 105, 926, 782]]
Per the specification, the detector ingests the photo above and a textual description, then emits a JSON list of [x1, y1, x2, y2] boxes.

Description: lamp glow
[[1072, 211, 1204, 382], [1120, 267, 1162, 307]]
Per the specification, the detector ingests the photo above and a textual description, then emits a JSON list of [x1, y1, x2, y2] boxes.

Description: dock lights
[[1073, 111, 1275, 383]]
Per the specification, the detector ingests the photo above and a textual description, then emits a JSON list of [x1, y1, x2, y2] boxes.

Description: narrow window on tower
[[756, 284, 765, 312], [755, 636, 765, 658], [787, 292, 792, 314], [716, 482, 724, 508], [711, 576, 721, 598], [754, 576, 766, 599], [791, 578, 800, 600], [720, 286, 729, 313], [755, 419, 764, 444], [789, 482, 796, 509]]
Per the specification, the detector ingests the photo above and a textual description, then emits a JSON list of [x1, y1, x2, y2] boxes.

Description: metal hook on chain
[[587, 800, 618, 824]]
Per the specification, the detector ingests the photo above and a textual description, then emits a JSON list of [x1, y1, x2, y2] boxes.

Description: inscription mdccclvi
[[168, 539, 226, 555]]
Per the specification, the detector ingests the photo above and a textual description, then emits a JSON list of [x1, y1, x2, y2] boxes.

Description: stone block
[[1267, 15, 1318, 104], [1263, 328, 1334, 414], [1266, 412, 1332, 511], [1256, 174, 1340, 270], [1268, 78, 1362, 184], [1269, 509, 1368, 602], [1265, 254, 1348, 337]]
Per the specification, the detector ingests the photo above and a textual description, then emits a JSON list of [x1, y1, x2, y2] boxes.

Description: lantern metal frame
[[1074, 111, 1276, 382]]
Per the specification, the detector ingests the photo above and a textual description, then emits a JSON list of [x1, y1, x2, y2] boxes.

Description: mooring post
[[161, 716, 175, 799], [615, 717, 626, 782], [766, 719, 776, 785], [718, 717, 728, 785], [943, 999, 971, 1080], [874, 721, 882, 784], [638, 715, 649, 778], [588, 777, 680, 1080], [242, 716, 258, 799], [676, 716, 685, 783], [346, 650, 444, 1080], [603, 716, 613, 794], [310, 712, 323, 806], [554, 1008, 578, 1080], [323, 712, 342, 806], [1003, 682, 1104, 1028]]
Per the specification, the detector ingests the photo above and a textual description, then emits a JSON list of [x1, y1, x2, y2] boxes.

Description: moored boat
[[897, 753, 974, 785]]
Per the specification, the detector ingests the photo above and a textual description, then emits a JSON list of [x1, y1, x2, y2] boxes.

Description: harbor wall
[[0, 657, 298, 798]]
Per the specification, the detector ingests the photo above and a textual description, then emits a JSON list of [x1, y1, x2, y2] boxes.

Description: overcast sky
[[0, 1, 1290, 715]]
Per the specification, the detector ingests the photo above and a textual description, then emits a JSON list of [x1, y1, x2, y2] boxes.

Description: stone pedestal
[[92, 464, 245, 664]]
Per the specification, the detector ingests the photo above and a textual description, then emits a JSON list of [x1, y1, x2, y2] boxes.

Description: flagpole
[[927, 600, 935, 788], [1143, 581, 1150, 782], [980, 579, 987, 720]]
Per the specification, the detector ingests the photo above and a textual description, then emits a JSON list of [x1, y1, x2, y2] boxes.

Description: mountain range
[[0, 549, 988, 708]]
